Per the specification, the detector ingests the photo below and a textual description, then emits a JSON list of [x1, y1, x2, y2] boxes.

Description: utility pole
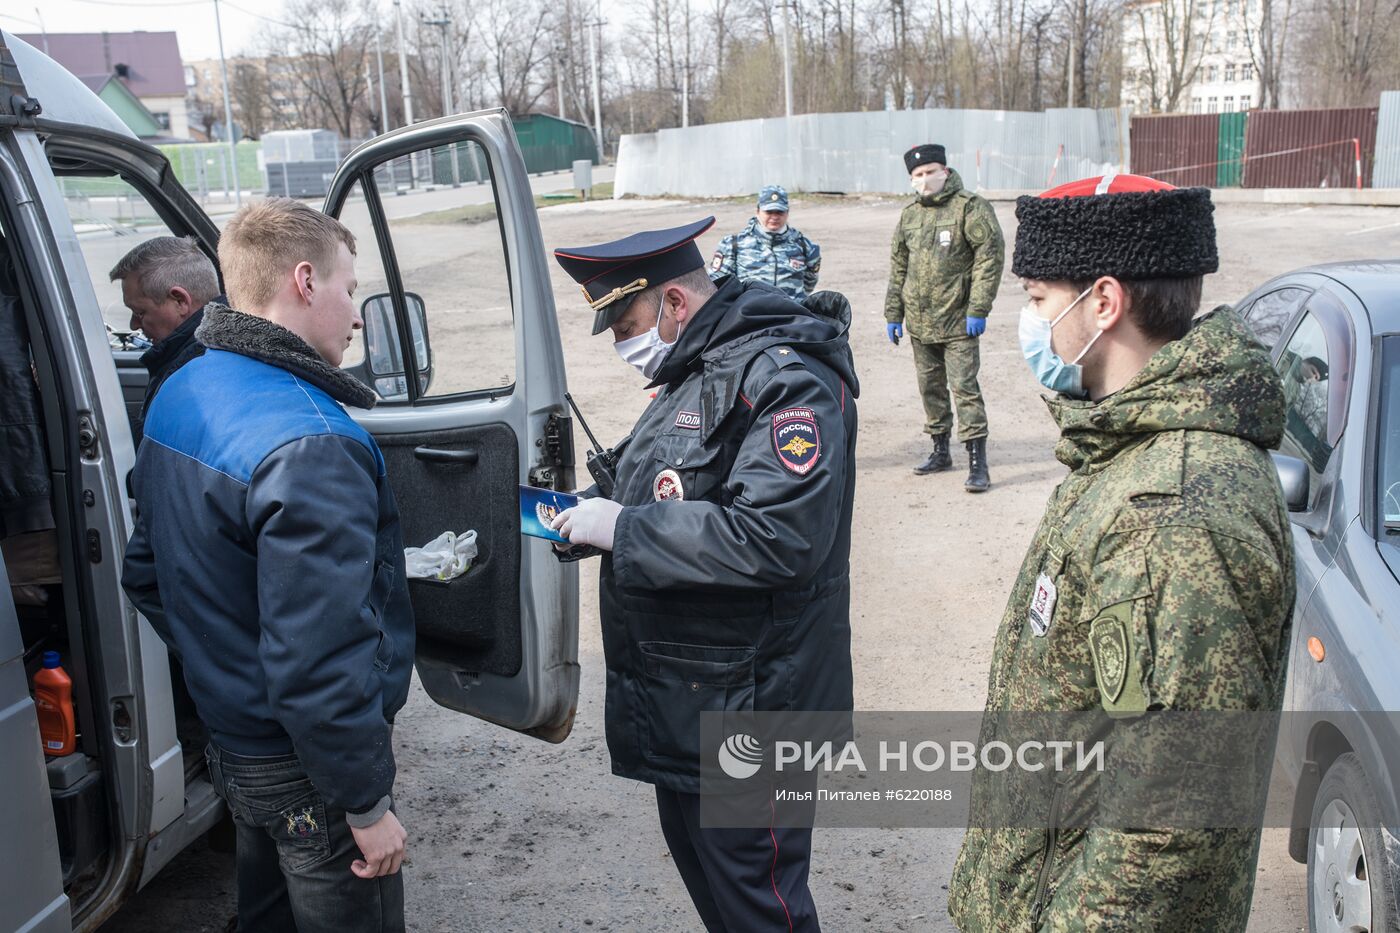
[[587, 11, 605, 161], [1065, 0, 1077, 107], [421, 8, 453, 116], [422, 7, 458, 184], [364, 53, 377, 132], [212, 0, 240, 207], [34, 7, 49, 54], [394, 0, 416, 127], [554, 46, 567, 119], [681, 0, 691, 127], [778, 0, 793, 118], [374, 19, 389, 133]]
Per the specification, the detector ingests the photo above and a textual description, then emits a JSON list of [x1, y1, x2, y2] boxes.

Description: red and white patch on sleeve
[[772, 407, 821, 475]]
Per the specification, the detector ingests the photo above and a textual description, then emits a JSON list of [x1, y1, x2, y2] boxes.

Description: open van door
[[322, 110, 579, 741]]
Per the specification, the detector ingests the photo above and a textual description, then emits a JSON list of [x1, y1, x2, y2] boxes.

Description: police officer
[[711, 185, 822, 301], [947, 175, 1295, 930], [885, 144, 1004, 490], [551, 218, 857, 932]]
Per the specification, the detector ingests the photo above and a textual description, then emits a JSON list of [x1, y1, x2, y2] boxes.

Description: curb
[[976, 188, 1400, 207]]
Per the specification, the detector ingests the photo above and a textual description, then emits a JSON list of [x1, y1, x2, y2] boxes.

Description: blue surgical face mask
[[1017, 286, 1101, 398]]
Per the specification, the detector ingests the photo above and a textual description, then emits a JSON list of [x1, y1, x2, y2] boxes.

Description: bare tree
[[230, 62, 273, 139], [479, 0, 554, 113], [1129, 0, 1216, 112], [1241, 0, 1295, 108], [265, 0, 373, 135], [1294, 0, 1400, 106]]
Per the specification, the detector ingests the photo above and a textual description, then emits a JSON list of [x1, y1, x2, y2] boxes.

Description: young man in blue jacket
[[122, 198, 413, 932]]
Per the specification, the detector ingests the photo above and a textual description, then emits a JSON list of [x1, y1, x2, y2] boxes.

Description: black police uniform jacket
[[600, 276, 858, 793]]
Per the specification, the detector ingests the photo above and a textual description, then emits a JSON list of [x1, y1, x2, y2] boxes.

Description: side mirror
[[1271, 452, 1310, 512], [358, 292, 433, 400]]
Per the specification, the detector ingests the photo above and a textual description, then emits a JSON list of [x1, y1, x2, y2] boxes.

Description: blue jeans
[[206, 744, 405, 933]]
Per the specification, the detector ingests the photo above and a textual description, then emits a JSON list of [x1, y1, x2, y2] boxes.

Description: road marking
[[1344, 220, 1400, 237]]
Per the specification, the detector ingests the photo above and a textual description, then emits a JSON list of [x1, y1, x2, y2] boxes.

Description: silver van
[[0, 31, 579, 932]]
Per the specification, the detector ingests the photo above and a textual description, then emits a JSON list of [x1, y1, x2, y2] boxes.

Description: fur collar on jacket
[[196, 303, 377, 409]]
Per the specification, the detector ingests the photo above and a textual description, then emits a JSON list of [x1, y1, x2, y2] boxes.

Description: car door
[[322, 110, 580, 741], [1271, 288, 1360, 779]]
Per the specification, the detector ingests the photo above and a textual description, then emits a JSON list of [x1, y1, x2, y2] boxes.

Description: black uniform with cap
[[555, 220, 859, 933]]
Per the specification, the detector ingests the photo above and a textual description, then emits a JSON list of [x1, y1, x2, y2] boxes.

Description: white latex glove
[[551, 497, 623, 551]]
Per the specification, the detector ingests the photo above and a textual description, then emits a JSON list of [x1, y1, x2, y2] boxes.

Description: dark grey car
[[1236, 262, 1400, 933]]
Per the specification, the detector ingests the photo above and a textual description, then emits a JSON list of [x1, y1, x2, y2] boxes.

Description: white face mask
[[613, 296, 677, 381], [912, 170, 947, 196]]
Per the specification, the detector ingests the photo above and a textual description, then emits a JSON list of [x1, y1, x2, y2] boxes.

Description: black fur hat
[[904, 144, 947, 174], [1012, 174, 1218, 282]]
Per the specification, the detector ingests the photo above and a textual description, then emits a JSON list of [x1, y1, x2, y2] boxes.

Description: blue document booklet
[[519, 485, 578, 544]]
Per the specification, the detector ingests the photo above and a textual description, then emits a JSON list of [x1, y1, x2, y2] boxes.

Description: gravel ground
[[100, 196, 1400, 933]]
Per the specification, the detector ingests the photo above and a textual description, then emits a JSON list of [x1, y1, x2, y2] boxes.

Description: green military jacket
[[948, 309, 1296, 932], [883, 169, 1005, 342]]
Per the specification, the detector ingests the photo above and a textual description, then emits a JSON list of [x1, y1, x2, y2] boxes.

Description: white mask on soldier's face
[[913, 170, 948, 196]]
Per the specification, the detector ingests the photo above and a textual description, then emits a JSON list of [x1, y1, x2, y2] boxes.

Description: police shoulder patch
[[772, 406, 821, 475]]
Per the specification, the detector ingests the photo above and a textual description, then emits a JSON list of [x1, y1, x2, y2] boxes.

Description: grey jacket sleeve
[[245, 434, 394, 816], [611, 362, 847, 591]]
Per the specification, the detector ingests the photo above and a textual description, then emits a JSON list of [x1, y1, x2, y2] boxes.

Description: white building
[[1121, 0, 1264, 114]]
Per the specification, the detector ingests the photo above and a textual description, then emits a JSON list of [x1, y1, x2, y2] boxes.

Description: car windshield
[[1381, 336, 1400, 534]]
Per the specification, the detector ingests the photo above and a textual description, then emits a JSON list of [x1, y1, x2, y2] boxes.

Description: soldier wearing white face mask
[[552, 218, 859, 932], [885, 144, 1005, 490]]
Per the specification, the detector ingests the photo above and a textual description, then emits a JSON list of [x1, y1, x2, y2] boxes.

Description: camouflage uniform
[[948, 308, 1296, 932], [884, 168, 1005, 441], [710, 217, 822, 301]]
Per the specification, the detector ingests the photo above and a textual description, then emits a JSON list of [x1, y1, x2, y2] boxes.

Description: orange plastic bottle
[[33, 651, 76, 757]]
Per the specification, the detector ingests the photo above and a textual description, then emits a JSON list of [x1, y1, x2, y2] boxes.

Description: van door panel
[[324, 110, 578, 741]]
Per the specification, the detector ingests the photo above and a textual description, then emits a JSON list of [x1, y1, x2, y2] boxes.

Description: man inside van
[[122, 198, 413, 933], [108, 235, 219, 431]]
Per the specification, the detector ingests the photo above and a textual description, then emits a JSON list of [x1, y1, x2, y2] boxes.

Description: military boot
[[914, 434, 953, 475], [965, 438, 990, 492]]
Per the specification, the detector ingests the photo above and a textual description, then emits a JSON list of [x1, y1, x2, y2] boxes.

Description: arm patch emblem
[[772, 407, 821, 475]]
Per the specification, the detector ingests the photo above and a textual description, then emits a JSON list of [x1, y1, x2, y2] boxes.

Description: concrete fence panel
[[613, 107, 1130, 198]]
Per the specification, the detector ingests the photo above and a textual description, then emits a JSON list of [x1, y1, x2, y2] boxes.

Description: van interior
[[1, 155, 219, 922]]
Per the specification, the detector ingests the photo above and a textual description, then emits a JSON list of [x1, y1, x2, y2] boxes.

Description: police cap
[[554, 216, 716, 335], [758, 185, 790, 212]]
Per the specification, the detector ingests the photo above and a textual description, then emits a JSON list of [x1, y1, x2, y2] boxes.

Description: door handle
[[414, 446, 479, 465]]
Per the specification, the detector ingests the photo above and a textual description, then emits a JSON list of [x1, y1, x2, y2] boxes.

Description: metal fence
[[1378, 92, 1400, 188], [1243, 108, 1377, 188], [1130, 107, 1383, 188], [1130, 114, 1221, 187], [614, 107, 1131, 197]]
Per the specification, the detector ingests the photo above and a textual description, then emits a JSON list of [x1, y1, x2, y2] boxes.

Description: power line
[[66, 0, 208, 8], [0, 11, 45, 27], [63, 0, 294, 26], [219, 0, 295, 28]]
